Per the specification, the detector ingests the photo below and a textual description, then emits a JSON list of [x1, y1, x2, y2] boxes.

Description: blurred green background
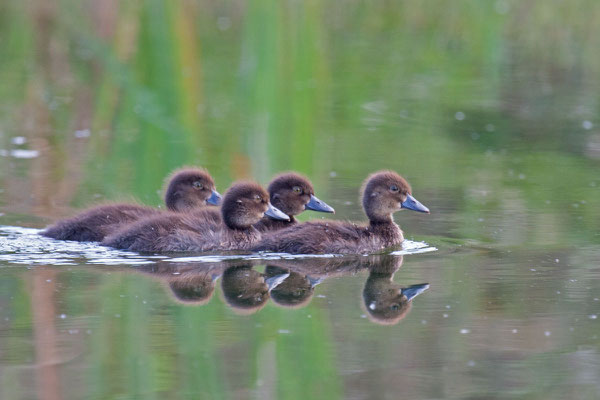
[[1, 0, 599, 399]]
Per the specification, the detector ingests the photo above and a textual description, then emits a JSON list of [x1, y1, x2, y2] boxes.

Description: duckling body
[[40, 168, 221, 242], [253, 170, 429, 254], [102, 182, 288, 253]]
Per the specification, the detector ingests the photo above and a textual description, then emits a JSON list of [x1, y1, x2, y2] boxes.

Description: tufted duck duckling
[[254, 172, 334, 232], [102, 181, 289, 252], [252, 170, 429, 254], [40, 168, 221, 242]]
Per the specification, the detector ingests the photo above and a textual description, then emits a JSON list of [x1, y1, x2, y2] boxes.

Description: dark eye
[[292, 186, 302, 194], [390, 304, 399, 311], [193, 181, 204, 189], [254, 194, 261, 202], [390, 185, 399, 192]]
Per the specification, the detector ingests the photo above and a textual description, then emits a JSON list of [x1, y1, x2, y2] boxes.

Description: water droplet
[[485, 124, 495, 132], [544, 331, 551, 337], [11, 136, 26, 145], [59, 314, 66, 319], [74, 129, 91, 138], [329, 171, 337, 178], [455, 111, 465, 121], [460, 329, 470, 334], [115, 314, 121, 318], [217, 16, 231, 31], [582, 120, 593, 130], [46, 279, 52, 283], [443, 313, 449, 318], [512, 329, 518, 333], [467, 360, 476, 367], [278, 329, 291, 334], [421, 320, 427, 325], [369, 301, 377, 310], [589, 315, 597, 320]]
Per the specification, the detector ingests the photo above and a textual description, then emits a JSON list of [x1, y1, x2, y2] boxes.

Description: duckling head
[[360, 170, 429, 223], [221, 182, 289, 229], [268, 173, 335, 218], [164, 167, 222, 211]]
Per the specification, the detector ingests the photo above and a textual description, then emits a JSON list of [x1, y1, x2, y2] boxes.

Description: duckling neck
[[368, 217, 403, 244]]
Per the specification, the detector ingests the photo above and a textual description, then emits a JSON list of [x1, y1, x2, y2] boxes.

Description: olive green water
[[1, 1, 600, 399]]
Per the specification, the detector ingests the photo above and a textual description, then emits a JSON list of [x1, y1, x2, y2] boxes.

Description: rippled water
[[2, 1, 600, 399]]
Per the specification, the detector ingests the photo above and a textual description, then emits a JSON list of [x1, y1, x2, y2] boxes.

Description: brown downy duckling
[[221, 264, 289, 314], [40, 168, 221, 242], [252, 170, 430, 254], [254, 172, 334, 232], [362, 255, 429, 325], [102, 182, 289, 253]]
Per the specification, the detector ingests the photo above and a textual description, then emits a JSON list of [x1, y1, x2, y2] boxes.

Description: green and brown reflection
[[131, 256, 430, 325]]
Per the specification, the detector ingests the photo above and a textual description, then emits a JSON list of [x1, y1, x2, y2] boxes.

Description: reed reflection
[[132, 255, 429, 325]]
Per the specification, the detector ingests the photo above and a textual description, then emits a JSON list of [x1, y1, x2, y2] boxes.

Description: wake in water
[[0, 225, 437, 267]]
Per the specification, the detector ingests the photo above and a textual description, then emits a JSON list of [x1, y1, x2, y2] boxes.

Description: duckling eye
[[254, 194, 262, 202], [292, 186, 302, 194], [192, 181, 204, 189], [390, 304, 399, 311], [389, 185, 399, 192]]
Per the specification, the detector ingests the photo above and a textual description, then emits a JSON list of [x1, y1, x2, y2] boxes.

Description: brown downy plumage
[[40, 167, 221, 242], [102, 182, 288, 253]]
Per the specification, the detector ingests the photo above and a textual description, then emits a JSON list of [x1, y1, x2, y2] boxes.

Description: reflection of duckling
[[362, 256, 429, 325], [220, 265, 289, 314], [103, 182, 288, 252], [135, 262, 225, 306], [41, 168, 221, 242], [264, 266, 323, 309], [253, 170, 429, 254]]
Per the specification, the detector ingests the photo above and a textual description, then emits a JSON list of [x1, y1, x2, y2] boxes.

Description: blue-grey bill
[[207, 189, 222, 206], [265, 272, 290, 291], [401, 283, 430, 302], [305, 194, 335, 213], [401, 194, 430, 213], [265, 203, 290, 221]]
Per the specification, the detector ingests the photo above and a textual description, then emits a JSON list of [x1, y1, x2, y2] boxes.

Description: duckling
[[102, 182, 289, 252], [252, 170, 429, 254], [221, 264, 289, 314], [362, 255, 429, 325], [254, 172, 334, 232], [40, 168, 221, 242]]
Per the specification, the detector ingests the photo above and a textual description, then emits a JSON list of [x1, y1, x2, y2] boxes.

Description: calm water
[[1, 1, 600, 399]]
